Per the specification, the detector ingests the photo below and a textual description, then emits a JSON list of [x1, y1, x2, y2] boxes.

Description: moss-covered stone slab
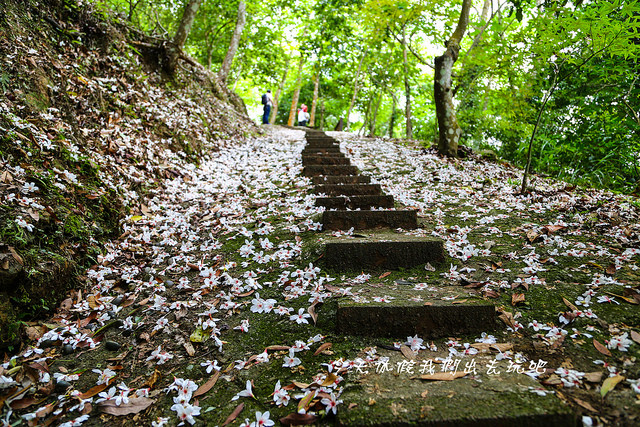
[[323, 236, 445, 269], [322, 210, 417, 230], [302, 156, 350, 166], [338, 348, 576, 426], [306, 135, 338, 142], [302, 148, 345, 157], [305, 141, 340, 148], [301, 149, 342, 156], [336, 283, 495, 337], [314, 184, 382, 196], [315, 195, 395, 209], [303, 165, 359, 176], [312, 175, 372, 185]]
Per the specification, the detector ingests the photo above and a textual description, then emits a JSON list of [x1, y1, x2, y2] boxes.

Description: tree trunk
[[174, 0, 203, 50], [309, 72, 320, 127], [287, 53, 305, 126], [359, 97, 373, 136], [270, 55, 290, 125], [388, 93, 397, 138], [345, 50, 367, 131], [319, 100, 325, 130], [370, 93, 382, 136], [402, 27, 413, 139], [219, 1, 246, 84], [434, 0, 472, 157], [165, 0, 203, 74]]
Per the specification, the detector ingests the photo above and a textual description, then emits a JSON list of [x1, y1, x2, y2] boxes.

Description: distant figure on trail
[[261, 90, 273, 124], [297, 104, 310, 127]]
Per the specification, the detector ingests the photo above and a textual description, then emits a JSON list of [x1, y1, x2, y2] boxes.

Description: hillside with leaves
[[0, 0, 256, 349]]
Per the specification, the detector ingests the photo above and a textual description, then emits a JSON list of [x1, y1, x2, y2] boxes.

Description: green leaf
[[600, 375, 624, 398], [190, 327, 211, 343]]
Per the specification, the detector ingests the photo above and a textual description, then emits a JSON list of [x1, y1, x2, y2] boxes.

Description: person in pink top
[[297, 104, 310, 127]]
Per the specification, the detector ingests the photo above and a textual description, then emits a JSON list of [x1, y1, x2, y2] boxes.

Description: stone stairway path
[[300, 130, 576, 426]]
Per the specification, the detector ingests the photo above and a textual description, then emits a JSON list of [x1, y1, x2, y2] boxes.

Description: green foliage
[[90, 0, 640, 192]]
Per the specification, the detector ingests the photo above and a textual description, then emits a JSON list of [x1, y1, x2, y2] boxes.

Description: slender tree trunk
[[402, 27, 413, 139], [270, 56, 290, 125], [434, 0, 472, 157], [359, 97, 373, 136], [219, 1, 246, 84], [345, 50, 367, 131], [309, 72, 320, 127], [319, 100, 325, 130], [388, 93, 397, 138], [165, 0, 203, 74], [174, 0, 203, 50], [288, 52, 305, 126], [370, 93, 382, 136]]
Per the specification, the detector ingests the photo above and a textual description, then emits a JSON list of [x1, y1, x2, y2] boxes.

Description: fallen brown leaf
[[572, 397, 598, 413], [313, 342, 332, 356], [194, 371, 219, 398], [605, 264, 616, 275], [265, 345, 290, 351], [184, 342, 195, 357], [511, 293, 525, 306], [222, 403, 244, 426], [631, 330, 640, 345], [544, 225, 566, 234], [77, 383, 108, 400], [584, 372, 603, 383], [280, 413, 318, 425], [593, 339, 611, 357], [378, 272, 391, 279], [99, 397, 154, 415], [308, 303, 318, 325], [400, 345, 417, 360], [562, 297, 578, 312], [142, 369, 161, 389], [416, 372, 467, 381], [320, 373, 338, 387]]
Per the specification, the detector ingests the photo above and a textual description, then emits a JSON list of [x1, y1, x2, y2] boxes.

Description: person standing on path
[[297, 104, 310, 127], [262, 90, 274, 124]]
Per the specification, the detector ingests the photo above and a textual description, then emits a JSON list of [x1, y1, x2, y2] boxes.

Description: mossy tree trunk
[[287, 52, 305, 126], [309, 71, 320, 127], [434, 0, 472, 157], [166, 0, 203, 74], [345, 50, 366, 131], [402, 27, 413, 139], [219, 0, 246, 84], [270, 55, 290, 125]]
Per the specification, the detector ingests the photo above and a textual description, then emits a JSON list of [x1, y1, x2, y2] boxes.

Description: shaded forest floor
[[2, 126, 639, 426]]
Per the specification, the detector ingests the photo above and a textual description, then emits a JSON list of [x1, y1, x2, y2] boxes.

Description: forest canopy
[[96, 0, 640, 193]]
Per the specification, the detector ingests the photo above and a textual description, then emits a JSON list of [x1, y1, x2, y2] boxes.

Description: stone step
[[302, 148, 342, 155], [315, 195, 394, 210], [305, 143, 340, 149], [303, 165, 359, 177], [302, 156, 350, 166], [314, 184, 382, 196], [312, 175, 371, 185], [301, 150, 344, 156], [338, 345, 576, 426], [322, 210, 417, 230], [335, 284, 495, 338], [322, 232, 445, 269], [306, 136, 337, 141]]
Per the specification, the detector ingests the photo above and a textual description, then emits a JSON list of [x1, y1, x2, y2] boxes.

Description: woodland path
[[2, 127, 640, 426]]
